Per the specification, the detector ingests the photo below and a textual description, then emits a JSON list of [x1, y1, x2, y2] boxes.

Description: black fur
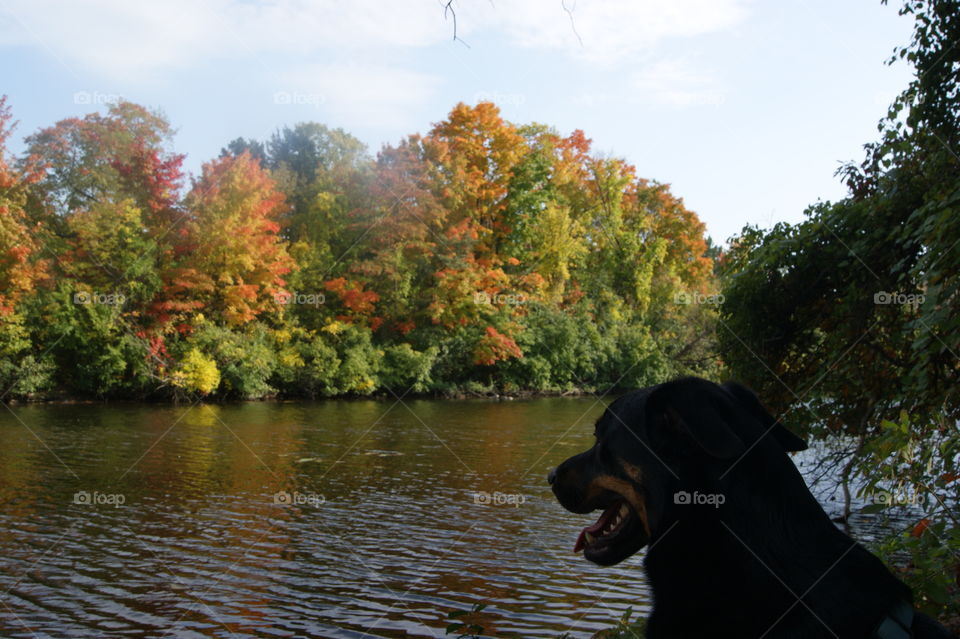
[[549, 377, 956, 639]]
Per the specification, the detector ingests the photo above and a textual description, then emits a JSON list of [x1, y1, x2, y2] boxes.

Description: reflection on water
[[0, 399, 909, 638], [0, 399, 651, 638]]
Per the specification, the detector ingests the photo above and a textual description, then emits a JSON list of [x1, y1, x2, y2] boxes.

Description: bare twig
[[443, 0, 470, 48], [561, 0, 584, 47]]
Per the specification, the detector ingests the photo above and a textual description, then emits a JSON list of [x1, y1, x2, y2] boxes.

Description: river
[[0, 398, 906, 638]]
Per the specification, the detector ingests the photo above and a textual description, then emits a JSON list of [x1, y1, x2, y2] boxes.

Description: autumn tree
[[416, 103, 533, 368], [2, 98, 718, 399], [0, 97, 46, 316], [24, 101, 184, 234], [178, 151, 295, 327], [0, 97, 51, 395], [349, 138, 446, 335], [23, 101, 185, 324]]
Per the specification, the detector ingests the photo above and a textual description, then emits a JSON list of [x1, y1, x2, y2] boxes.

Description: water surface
[[0, 398, 653, 638], [0, 398, 908, 638]]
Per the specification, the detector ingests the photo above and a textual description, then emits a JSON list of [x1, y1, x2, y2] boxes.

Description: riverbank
[[2, 386, 608, 405]]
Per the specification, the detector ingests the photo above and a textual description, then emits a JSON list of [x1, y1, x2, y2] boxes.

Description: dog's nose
[[547, 468, 557, 485]]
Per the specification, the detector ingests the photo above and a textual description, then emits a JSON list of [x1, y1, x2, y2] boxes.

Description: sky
[[0, 0, 915, 244]]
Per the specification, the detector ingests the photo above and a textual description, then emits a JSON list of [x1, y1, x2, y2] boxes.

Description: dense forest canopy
[[0, 100, 721, 400]]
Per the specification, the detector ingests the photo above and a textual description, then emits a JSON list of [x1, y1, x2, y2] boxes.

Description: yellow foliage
[[322, 320, 345, 335], [173, 348, 221, 395], [279, 351, 304, 369], [353, 377, 376, 393]]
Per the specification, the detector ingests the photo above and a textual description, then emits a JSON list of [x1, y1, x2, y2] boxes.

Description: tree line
[[0, 100, 721, 400]]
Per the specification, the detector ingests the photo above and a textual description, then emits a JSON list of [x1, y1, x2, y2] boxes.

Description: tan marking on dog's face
[[584, 474, 651, 537], [619, 460, 643, 483]]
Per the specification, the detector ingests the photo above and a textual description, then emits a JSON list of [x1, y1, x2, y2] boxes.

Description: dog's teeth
[[615, 515, 622, 525], [619, 504, 628, 518]]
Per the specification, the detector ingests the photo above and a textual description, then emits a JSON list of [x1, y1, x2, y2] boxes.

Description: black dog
[[549, 377, 956, 639]]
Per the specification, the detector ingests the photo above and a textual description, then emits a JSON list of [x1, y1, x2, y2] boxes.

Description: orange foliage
[[473, 326, 523, 366], [0, 96, 46, 316], [172, 151, 295, 327], [324, 277, 380, 316]]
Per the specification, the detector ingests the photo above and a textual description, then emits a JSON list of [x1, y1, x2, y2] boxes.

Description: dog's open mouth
[[571, 498, 649, 565], [574, 501, 629, 552], [573, 501, 630, 552]]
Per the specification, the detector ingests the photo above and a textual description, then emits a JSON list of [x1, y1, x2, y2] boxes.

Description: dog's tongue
[[573, 502, 620, 553]]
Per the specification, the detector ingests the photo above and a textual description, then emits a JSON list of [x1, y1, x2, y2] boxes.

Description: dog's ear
[[646, 378, 746, 459], [721, 381, 808, 452]]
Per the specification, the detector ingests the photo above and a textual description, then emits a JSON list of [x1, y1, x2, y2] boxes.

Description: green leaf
[[860, 503, 889, 514]]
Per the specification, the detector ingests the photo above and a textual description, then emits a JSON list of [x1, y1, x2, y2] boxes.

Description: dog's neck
[[640, 458, 911, 638]]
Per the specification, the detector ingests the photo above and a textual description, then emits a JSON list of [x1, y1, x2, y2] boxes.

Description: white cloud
[[0, 0, 447, 75], [0, 1, 217, 75], [0, 0, 749, 75], [461, 0, 749, 64], [0, 0, 744, 122]]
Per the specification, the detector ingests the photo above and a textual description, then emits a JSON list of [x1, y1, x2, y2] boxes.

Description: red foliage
[[911, 518, 931, 538], [473, 326, 523, 366], [324, 277, 379, 316], [171, 151, 295, 327]]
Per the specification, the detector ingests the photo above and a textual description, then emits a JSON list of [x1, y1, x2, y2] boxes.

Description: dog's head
[[548, 377, 807, 566]]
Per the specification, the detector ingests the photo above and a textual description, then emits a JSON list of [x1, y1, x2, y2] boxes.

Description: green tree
[[720, 0, 959, 617]]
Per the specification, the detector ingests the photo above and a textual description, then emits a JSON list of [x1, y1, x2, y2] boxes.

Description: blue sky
[[0, 0, 914, 243]]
